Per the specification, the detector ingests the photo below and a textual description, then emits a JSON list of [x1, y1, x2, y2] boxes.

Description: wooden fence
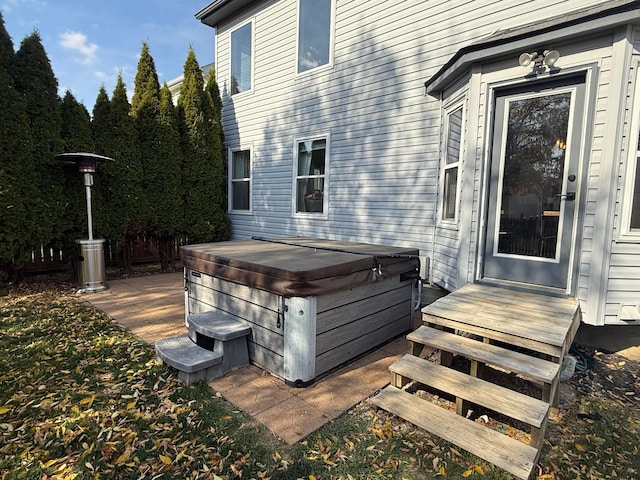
[[26, 236, 183, 274]]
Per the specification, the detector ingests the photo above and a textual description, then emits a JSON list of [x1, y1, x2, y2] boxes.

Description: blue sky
[[1, 0, 215, 108]]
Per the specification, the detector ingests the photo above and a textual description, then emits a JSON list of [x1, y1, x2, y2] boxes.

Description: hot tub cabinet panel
[[182, 238, 419, 385], [186, 272, 285, 377]]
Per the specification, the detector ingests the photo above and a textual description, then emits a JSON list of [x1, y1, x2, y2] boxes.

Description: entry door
[[483, 76, 586, 289]]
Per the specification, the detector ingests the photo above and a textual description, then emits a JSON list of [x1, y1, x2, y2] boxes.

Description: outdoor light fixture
[[518, 49, 560, 74], [58, 152, 113, 292]]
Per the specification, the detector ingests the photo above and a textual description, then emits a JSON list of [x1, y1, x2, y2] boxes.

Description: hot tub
[[180, 237, 419, 386]]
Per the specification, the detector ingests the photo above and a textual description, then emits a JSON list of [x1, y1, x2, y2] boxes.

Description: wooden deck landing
[[423, 283, 580, 359], [373, 282, 581, 479]]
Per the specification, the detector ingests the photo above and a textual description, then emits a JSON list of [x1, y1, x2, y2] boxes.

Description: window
[[631, 157, 640, 230], [230, 21, 252, 95], [622, 65, 640, 239], [297, 0, 333, 73], [230, 148, 251, 212], [441, 105, 463, 221], [295, 137, 327, 215], [624, 128, 640, 233]]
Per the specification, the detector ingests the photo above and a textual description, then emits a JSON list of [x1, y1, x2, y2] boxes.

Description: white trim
[[292, 131, 331, 219], [438, 99, 465, 227], [619, 60, 640, 241], [229, 17, 255, 97], [294, 0, 336, 77], [228, 144, 253, 214]]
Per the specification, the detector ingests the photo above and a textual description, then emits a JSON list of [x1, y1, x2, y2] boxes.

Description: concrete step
[[155, 335, 223, 385], [188, 311, 252, 341]]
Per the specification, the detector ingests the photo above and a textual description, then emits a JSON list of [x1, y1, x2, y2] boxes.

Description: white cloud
[[59, 30, 98, 64]]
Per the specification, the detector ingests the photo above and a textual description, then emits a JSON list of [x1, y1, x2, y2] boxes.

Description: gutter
[[195, 0, 255, 28]]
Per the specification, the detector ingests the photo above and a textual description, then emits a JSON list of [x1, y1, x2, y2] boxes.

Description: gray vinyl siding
[[209, 0, 637, 325], [216, 0, 612, 252], [603, 29, 640, 324]]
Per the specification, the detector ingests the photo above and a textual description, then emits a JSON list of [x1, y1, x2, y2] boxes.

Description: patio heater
[[58, 152, 114, 293]]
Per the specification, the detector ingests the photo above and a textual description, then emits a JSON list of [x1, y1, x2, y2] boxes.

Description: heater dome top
[[57, 152, 114, 173]]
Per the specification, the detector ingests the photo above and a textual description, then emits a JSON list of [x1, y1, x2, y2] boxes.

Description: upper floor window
[[230, 21, 252, 95], [441, 104, 464, 222], [297, 0, 333, 74], [230, 148, 251, 212], [295, 136, 328, 215]]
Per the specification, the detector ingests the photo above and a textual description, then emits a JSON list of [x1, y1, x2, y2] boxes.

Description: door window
[[496, 92, 571, 259]]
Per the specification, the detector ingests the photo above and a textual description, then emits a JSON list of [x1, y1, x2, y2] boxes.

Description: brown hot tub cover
[[180, 237, 420, 297]]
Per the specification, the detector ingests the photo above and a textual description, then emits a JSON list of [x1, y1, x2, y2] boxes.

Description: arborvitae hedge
[[0, 13, 37, 280], [14, 31, 65, 248], [153, 84, 184, 270], [0, 20, 229, 278], [179, 48, 230, 243], [59, 90, 95, 247], [93, 76, 145, 272]]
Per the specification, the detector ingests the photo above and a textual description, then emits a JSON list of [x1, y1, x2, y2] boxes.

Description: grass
[[0, 284, 638, 479]]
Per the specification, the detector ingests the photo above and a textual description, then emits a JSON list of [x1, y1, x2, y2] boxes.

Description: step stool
[[155, 311, 251, 385]]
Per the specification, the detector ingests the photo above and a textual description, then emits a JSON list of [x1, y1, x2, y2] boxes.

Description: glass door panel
[[497, 93, 571, 260]]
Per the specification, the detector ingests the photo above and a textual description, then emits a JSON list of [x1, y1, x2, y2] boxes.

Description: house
[[194, 0, 640, 328], [166, 62, 214, 104]]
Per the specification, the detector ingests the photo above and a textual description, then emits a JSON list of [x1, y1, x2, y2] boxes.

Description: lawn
[[0, 284, 638, 479]]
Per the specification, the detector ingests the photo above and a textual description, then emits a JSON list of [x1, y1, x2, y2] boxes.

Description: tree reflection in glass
[[498, 93, 571, 259]]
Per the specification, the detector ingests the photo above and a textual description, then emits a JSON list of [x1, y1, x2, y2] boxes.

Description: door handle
[[556, 192, 575, 201]]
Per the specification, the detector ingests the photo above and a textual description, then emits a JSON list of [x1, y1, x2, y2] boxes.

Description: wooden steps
[[372, 283, 581, 480], [389, 354, 550, 431], [407, 326, 559, 390], [374, 387, 540, 480]]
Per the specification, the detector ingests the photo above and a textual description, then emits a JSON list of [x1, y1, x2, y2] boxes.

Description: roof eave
[[195, 0, 255, 28], [426, 0, 640, 95]]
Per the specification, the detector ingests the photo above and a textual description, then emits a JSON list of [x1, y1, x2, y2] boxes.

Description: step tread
[[391, 354, 549, 427], [156, 335, 223, 373], [188, 311, 252, 341], [372, 386, 538, 479], [407, 326, 558, 384]]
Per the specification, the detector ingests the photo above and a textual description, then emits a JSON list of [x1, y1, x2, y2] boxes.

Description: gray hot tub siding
[[185, 269, 414, 381], [182, 238, 418, 383]]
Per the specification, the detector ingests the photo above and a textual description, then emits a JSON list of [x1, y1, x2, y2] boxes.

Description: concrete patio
[[84, 272, 639, 444], [85, 272, 417, 444]]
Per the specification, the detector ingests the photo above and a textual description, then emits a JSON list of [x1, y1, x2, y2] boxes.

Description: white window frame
[[620, 63, 640, 241], [439, 100, 465, 225], [295, 0, 335, 76], [228, 146, 252, 214], [229, 18, 254, 96], [292, 133, 330, 218]]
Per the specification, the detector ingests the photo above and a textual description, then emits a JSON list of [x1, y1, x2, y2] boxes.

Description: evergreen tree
[[179, 48, 230, 243], [93, 76, 145, 272], [59, 90, 94, 248], [132, 42, 178, 269], [14, 31, 65, 248], [131, 42, 160, 117], [0, 13, 37, 281], [150, 84, 183, 270], [91, 86, 112, 249], [204, 65, 228, 223]]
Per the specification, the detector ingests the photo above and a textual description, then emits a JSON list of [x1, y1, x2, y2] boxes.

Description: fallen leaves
[[0, 290, 283, 479]]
